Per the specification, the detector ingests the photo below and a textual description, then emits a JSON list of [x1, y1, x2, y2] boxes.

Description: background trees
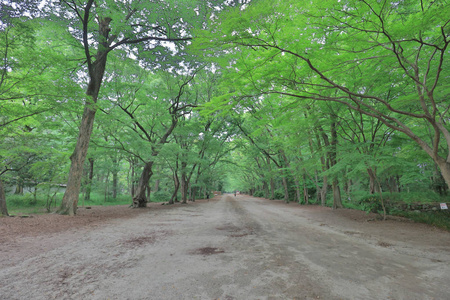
[[1, 0, 449, 217], [193, 0, 450, 203]]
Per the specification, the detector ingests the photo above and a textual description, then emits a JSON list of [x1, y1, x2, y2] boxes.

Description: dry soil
[[1, 195, 449, 299]]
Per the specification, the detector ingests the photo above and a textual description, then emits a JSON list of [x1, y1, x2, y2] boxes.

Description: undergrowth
[[5, 191, 170, 215]]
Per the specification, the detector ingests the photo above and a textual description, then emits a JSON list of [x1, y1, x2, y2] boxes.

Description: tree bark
[[321, 175, 328, 206], [294, 179, 302, 203], [154, 179, 160, 193], [14, 178, 23, 195], [330, 120, 343, 209], [316, 129, 330, 206], [282, 176, 289, 203], [132, 115, 178, 207], [58, 16, 112, 215], [180, 161, 188, 204], [278, 150, 290, 203], [263, 181, 269, 199], [436, 159, 450, 193], [130, 160, 135, 196], [169, 173, 180, 205], [84, 158, 94, 201], [302, 174, 309, 205], [367, 168, 381, 194], [332, 179, 343, 209], [112, 156, 118, 199], [59, 106, 97, 215], [0, 178, 8, 216], [132, 162, 154, 207], [169, 155, 179, 205]]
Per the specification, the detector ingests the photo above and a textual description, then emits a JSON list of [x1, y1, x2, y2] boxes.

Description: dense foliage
[[1, 0, 449, 225]]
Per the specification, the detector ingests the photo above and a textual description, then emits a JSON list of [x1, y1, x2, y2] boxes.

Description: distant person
[[234, 191, 237, 197]]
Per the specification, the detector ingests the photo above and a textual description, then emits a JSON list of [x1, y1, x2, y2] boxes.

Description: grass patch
[[5, 190, 172, 215], [392, 210, 450, 231], [80, 193, 132, 207], [327, 191, 450, 231]]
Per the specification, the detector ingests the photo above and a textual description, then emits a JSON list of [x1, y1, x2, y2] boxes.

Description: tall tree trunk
[[282, 177, 289, 203], [169, 173, 180, 205], [59, 106, 97, 215], [112, 171, 118, 199], [14, 178, 23, 195], [332, 179, 343, 209], [367, 168, 381, 194], [132, 162, 154, 208], [180, 165, 188, 204], [293, 179, 301, 203], [58, 16, 112, 216], [279, 150, 290, 203], [169, 155, 179, 205], [302, 174, 309, 205], [432, 162, 448, 195], [104, 171, 109, 203], [132, 115, 178, 207], [270, 178, 275, 200], [84, 158, 94, 201], [112, 156, 118, 199], [321, 176, 328, 206], [154, 179, 160, 193], [146, 183, 151, 202], [266, 156, 274, 200], [316, 129, 330, 207], [154, 165, 160, 193], [130, 160, 136, 196], [263, 181, 269, 199], [330, 120, 343, 209], [191, 186, 197, 202], [0, 179, 8, 216], [314, 170, 321, 203]]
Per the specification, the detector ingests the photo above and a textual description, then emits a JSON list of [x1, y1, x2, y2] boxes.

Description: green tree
[[52, 0, 209, 215], [196, 0, 450, 189]]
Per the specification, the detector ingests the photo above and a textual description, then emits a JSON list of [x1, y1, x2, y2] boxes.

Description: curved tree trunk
[[169, 173, 180, 205], [58, 16, 112, 215], [132, 162, 154, 208], [58, 106, 97, 215]]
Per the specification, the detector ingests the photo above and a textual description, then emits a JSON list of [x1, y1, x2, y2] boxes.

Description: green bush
[[82, 193, 131, 206], [7, 194, 45, 208], [151, 190, 171, 202], [394, 210, 450, 231], [357, 194, 386, 214], [253, 190, 264, 198], [273, 189, 285, 200]]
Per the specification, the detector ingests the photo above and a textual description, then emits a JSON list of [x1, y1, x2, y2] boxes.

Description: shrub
[[151, 190, 171, 202], [357, 194, 387, 214], [273, 190, 285, 200], [253, 191, 264, 198], [394, 210, 450, 231]]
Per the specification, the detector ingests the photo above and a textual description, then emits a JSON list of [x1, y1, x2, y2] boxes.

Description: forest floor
[[1, 195, 449, 300]]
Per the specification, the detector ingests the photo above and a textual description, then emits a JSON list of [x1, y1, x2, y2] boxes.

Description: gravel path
[[1, 195, 449, 299]]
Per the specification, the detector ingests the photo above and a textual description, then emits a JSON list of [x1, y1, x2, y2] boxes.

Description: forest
[[1, 0, 449, 224]]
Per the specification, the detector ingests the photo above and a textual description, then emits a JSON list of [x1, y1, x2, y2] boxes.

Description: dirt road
[[1, 195, 449, 299]]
